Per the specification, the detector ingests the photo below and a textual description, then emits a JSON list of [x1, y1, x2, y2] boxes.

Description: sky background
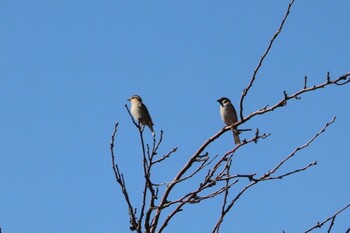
[[1, 1, 349, 232]]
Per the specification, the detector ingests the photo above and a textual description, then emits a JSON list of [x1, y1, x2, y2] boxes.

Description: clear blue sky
[[1, 1, 349, 232]]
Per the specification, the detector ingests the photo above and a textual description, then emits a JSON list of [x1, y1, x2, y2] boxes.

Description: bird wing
[[141, 103, 153, 125]]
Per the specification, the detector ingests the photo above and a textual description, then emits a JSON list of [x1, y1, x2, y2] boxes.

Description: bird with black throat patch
[[217, 97, 241, 144]]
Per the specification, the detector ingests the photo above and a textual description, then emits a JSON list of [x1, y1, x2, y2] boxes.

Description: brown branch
[[304, 203, 350, 233], [149, 127, 228, 233], [119, 72, 347, 232], [152, 130, 163, 156], [212, 181, 257, 233], [265, 117, 336, 179], [327, 215, 336, 233], [125, 105, 179, 233], [239, 0, 296, 120], [304, 76, 308, 89], [148, 130, 164, 162], [150, 125, 271, 233], [138, 121, 157, 233], [264, 161, 317, 181], [156, 130, 269, 232], [217, 158, 233, 233], [170, 153, 214, 184], [158, 179, 239, 233], [152, 153, 217, 188], [242, 73, 349, 124], [334, 71, 350, 85], [124, 104, 161, 232], [212, 117, 336, 232], [110, 123, 139, 232], [152, 146, 177, 165], [111, 2, 349, 230]]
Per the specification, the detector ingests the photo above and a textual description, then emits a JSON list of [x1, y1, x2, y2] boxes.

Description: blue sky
[[1, 1, 349, 232]]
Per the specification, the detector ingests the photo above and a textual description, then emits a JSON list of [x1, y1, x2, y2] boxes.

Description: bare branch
[[111, 0, 350, 230], [335, 71, 350, 85], [327, 215, 336, 233], [117, 73, 348, 233], [266, 117, 336, 178], [240, 0, 296, 120], [150, 125, 272, 232], [212, 181, 257, 233], [148, 130, 165, 162], [304, 203, 350, 233], [141, 128, 160, 233], [217, 158, 233, 233], [152, 147, 178, 165], [242, 73, 349, 124], [157, 129, 271, 232], [157, 179, 239, 233], [263, 161, 317, 181], [150, 128, 227, 232], [212, 117, 337, 232], [110, 123, 140, 232]]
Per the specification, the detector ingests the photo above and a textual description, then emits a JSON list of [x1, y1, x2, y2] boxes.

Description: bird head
[[128, 95, 142, 102], [217, 97, 231, 107]]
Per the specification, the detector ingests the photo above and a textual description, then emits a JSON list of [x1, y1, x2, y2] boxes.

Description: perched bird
[[217, 97, 241, 144], [128, 95, 155, 136]]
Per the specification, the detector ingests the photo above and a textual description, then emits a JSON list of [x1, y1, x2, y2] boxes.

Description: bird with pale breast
[[217, 97, 241, 144], [128, 95, 155, 137]]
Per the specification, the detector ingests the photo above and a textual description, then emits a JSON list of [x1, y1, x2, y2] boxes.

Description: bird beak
[[217, 99, 220, 103], [127, 98, 130, 101]]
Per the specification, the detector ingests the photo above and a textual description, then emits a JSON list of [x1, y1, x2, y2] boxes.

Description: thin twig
[[158, 179, 239, 233], [150, 126, 268, 232], [304, 203, 350, 233], [212, 181, 257, 233], [156, 129, 269, 232], [240, 0, 296, 120], [110, 123, 140, 232], [266, 117, 336, 178], [212, 117, 336, 232], [265, 161, 317, 180], [152, 147, 178, 165], [242, 73, 349, 124], [217, 158, 233, 233], [327, 215, 336, 233]]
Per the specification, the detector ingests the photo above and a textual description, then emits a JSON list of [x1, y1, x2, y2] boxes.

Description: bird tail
[[148, 124, 155, 137], [233, 131, 241, 144]]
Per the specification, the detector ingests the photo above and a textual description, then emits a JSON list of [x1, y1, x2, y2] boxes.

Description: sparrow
[[128, 95, 155, 137], [217, 97, 241, 144]]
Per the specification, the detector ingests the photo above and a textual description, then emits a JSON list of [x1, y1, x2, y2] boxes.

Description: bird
[[128, 95, 155, 137], [217, 97, 241, 144]]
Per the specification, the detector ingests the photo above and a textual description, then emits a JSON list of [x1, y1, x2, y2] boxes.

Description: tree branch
[[242, 73, 349, 124], [240, 0, 296, 120], [110, 123, 140, 232], [212, 117, 336, 232], [304, 203, 350, 233], [263, 117, 336, 179], [110, 0, 350, 230]]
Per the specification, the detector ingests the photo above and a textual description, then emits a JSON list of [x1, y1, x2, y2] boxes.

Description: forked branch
[[304, 203, 350, 233], [240, 0, 296, 120]]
